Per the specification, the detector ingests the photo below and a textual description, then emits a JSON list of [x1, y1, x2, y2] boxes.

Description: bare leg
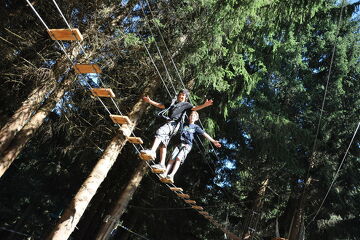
[[164, 159, 175, 176], [167, 158, 181, 179], [150, 137, 162, 152], [159, 145, 167, 166]]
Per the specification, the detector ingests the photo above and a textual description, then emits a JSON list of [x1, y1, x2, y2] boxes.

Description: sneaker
[[140, 149, 156, 160], [151, 163, 166, 170], [166, 175, 174, 183], [159, 173, 167, 178]]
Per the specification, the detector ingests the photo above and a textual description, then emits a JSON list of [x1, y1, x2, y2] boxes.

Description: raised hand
[[143, 96, 151, 103], [213, 140, 221, 148], [204, 99, 214, 107]]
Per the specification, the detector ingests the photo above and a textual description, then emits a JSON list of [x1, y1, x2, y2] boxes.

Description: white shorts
[[171, 143, 192, 163], [155, 121, 180, 147]]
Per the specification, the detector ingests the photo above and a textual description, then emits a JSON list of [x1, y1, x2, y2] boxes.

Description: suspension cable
[[306, 121, 360, 228], [140, 1, 177, 95], [308, 0, 346, 169], [140, 0, 220, 171], [51, 0, 88, 57]]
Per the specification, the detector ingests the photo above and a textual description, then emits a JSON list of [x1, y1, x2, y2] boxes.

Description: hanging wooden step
[[184, 200, 196, 205], [160, 177, 174, 184], [176, 193, 190, 199], [109, 114, 132, 125], [169, 187, 183, 192], [139, 152, 155, 161], [199, 211, 209, 216], [91, 88, 115, 98], [205, 216, 213, 220], [47, 29, 83, 41], [127, 137, 143, 144], [74, 64, 101, 74], [192, 206, 203, 210], [151, 168, 165, 173], [213, 221, 221, 227]]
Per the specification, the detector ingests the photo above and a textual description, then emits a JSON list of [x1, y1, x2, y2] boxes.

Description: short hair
[[190, 111, 199, 120], [178, 89, 190, 99]]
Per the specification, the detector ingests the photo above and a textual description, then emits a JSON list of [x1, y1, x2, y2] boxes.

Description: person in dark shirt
[[140, 89, 214, 172], [160, 111, 221, 183]]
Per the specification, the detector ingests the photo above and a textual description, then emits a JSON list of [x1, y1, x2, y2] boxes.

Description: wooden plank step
[[199, 211, 209, 215], [109, 114, 132, 125], [139, 152, 155, 161], [47, 29, 83, 41], [160, 177, 173, 184], [176, 193, 190, 199], [169, 187, 183, 192], [192, 206, 203, 210], [74, 64, 101, 73], [151, 168, 165, 173], [184, 200, 196, 205], [127, 137, 143, 144], [91, 88, 115, 98]]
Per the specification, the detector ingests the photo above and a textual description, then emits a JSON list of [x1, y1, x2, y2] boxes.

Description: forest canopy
[[0, 0, 359, 240]]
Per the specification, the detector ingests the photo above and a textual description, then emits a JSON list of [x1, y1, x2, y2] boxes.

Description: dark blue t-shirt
[[163, 101, 193, 121], [180, 123, 205, 145]]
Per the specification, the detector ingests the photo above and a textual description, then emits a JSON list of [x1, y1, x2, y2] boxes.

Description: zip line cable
[[140, 11, 248, 240], [140, 1, 218, 175], [25, 0, 73, 64], [299, 0, 347, 223], [140, 1, 250, 235], [51, 0, 88, 58], [143, 43, 173, 97], [117, 224, 152, 240], [306, 121, 360, 228], [141, 0, 220, 171], [139, 1, 177, 95], [307, 0, 346, 170], [142, 9, 216, 174], [140, 3, 221, 180], [144, 0, 185, 88], [140, 3, 241, 227]]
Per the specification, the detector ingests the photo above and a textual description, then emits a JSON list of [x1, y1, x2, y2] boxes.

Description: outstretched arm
[[202, 132, 221, 148], [192, 99, 213, 111], [143, 96, 165, 109]]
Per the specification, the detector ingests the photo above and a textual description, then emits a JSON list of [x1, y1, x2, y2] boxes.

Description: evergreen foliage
[[0, 0, 359, 239]]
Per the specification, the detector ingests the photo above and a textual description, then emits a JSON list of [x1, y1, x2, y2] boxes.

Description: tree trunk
[[0, 73, 75, 178], [0, 82, 53, 153], [242, 178, 269, 240], [288, 177, 312, 240], [46, 80, 159, 240], [95, 161, 148, 240], [0, 53, 71, 154], [278, 178, 300, 237]]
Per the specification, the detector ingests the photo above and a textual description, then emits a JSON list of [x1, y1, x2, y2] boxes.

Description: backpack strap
[[157, 98, 177, 121]]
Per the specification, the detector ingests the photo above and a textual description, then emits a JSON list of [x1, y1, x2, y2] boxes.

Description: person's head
[[177, 89, 190, 102], [189, 111, 199, 123]]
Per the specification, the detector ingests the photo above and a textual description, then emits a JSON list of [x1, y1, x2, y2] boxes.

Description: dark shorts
[[171, 143, 192, 164], [155, 121, 180, 147]]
